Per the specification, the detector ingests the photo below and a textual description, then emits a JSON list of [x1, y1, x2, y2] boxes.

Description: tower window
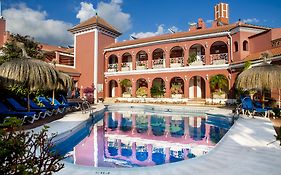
[[243, 40, 248, 51], [234, 41, 238, 52]]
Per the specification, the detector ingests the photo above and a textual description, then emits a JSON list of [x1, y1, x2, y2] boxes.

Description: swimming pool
[[54, 105, 233, 168]]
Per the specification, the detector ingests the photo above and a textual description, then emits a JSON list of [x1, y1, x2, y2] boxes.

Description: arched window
[[243, 40, 248, 51], [234, 41, 238, 52]]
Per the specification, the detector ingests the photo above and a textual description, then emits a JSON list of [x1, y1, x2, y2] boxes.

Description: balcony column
[[104, 112, 109, 130], [184, 48, 189, 66], [205, 47, 211, 65], [165, 51, 170, 68], [147, 144, 153, 161], [117, 113, 122, 132], [165, 147, 170, 163], [132, 142, 137, 160], [132, 79, 136, 97], [118, 56, 122, 71], [165, 79, 170, 98], [132, 54, 136, 70], [147, 53, 152, 69]]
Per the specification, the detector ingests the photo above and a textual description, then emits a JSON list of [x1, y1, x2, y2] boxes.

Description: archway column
[[165, 80, 170, 98], [205, 78, 211, 99], [117, 56, 122, 71], [147, 53, 152, 69], [184, 78, 189, 98], [165, 51, 170, 68], [147, 80, 152, 98], [184, 49, 189, 66], [165, 147, 170, 163], [117, 81, 122, 97], [105, 81, 109, 98], [132, 54, 136, 70], [205, 47, 211, 65], [132, 79, 136, 97]]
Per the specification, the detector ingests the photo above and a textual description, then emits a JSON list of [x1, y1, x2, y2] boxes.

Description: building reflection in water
[[70, 111, 230, 168]]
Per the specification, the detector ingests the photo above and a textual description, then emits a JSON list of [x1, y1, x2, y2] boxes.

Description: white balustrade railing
[[210, 53, 228, 65], [136, 60, 148, 70], [170, 57, 184, 67], [107, 63, 118, 72], [121, 62, 132, 71], [153, 59, 165, 68]]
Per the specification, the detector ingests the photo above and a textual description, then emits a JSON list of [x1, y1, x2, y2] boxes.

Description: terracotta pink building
[[66, 2, 281, 103]]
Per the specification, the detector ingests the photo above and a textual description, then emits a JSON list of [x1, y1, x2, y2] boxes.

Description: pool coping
[[32, 103, 281, 175]]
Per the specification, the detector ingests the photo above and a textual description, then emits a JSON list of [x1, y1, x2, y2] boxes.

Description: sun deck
[[33, 104, 281, 175]]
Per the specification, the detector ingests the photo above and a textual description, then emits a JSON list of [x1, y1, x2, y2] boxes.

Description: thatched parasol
[[51, 72, 73, 104], [0, 58, 59, 110], [236, 60, 281, 107]]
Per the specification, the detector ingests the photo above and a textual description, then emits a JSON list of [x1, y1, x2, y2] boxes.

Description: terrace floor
[[32, 104, 281, 175]]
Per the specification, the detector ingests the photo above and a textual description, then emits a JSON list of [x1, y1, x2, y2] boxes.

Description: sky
[[2, 0, 281, 46]]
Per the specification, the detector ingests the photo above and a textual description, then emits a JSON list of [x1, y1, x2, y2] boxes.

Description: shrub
[[170, 83, 183, 94], [188, 52, 197, 64], [136, 87, 148, 97], [0, 118, 64, 174], [150, 82, 165, 98]]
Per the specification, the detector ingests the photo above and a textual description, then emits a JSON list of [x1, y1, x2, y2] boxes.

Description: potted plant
[[150, 82, 165, 98], [171, 83, 183, 98], [136, 87, 148, 97], [210, 74, 228, 99]]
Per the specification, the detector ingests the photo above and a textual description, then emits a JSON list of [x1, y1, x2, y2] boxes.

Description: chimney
[[189, 22, 197, 31], [214, 3, 229, 25], [197, 18, 206, 29]]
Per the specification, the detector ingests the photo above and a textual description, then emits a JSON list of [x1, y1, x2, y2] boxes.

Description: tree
[[0, 118, 64, 174], [209, 74, 229, 93], [0, 34, 43, 65], [120, 79, 132, 94]]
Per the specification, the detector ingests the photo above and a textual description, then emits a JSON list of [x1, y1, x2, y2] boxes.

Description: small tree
[[136, 87, 148, 97], [120, 79, 132, 94], [0, 118, 64, 174], [188, 52, 197, 64], [0, 34, 43, 65], [210, 74, 228, 93], [170, 83, 183, 94]]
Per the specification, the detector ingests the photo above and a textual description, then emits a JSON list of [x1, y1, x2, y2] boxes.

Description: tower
[[214, 3, 229, 25], [68, 15, 121, 102]]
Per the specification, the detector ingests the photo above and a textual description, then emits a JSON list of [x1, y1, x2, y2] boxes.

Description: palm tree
[[210, 74, 228, 93]]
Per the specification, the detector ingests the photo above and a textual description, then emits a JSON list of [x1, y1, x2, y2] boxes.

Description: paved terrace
[[33, 104, 281, 175]]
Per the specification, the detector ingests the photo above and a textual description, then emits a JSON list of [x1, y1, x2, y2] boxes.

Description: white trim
[[230, 27, 266, 35], [74, 29, 95, 36], [94, 29, 99, 103], [104, 64, 229, 77], [56, 64, 75, 68], [104, 32, 230, 52], [74, 35, 77, 68], [59, 52, 74, 57]]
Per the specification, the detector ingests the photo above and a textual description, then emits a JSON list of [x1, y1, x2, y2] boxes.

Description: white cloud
[[3, 4, 73, 46], [206, 19, 213, 24], [242, 18, 259, 23], [76, 1, 132, 33], [130, 24, 181, 39]]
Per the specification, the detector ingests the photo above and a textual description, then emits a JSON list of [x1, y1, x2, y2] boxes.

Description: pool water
[[54, 107, 232, 168]]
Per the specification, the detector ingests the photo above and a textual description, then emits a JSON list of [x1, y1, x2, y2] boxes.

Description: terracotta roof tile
[[233, 46, 281, 64], [40, 44, 74, 54], [69, 16, 121, 35], [105, 23, 269, 50], [56, 66, 80, 76]]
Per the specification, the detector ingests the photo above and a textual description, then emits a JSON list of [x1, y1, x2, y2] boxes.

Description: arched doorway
[[136, 78, 148, 97], [122, 53, 132, 71], [210, 41, 228, 65], [189, 76, 205, 98], [170, 46, 184, 67], [109, 80, 118, 97], [170, 77, 184, 98], [189, 44, 205, 65], [151, 78, 165, 98], [136, 50, 148, 70], [152, 48, 165, 68], [108, 54, 118, 72]]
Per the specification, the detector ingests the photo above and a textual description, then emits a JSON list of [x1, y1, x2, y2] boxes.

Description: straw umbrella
[[236, 59, 281, 107], [0, 58, 59, 111], [51, 72, 73, 104]]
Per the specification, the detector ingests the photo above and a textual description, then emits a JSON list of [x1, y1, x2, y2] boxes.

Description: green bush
[[150, 82, 164, 98], [136, 87, 148, 97]]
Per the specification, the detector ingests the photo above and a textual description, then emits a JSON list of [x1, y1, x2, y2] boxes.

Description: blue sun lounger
[[37, 96, 65, 114], [241, 97, 269, 117], [0, 101, 37, 124]]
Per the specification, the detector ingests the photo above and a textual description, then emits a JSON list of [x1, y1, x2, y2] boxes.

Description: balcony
[[121, 62, 132, 71], [108, 63, 118, 72], [153, 59, 165, 69], [170, 57, 184, 68], [189, 55, 205, 66], [210, 53, 228, 65], [136, 60, 148, 70]]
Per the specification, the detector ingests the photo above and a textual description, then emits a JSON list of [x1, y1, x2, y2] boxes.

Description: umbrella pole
[[278, 89, 280, 108], [27, 93, 30, 112], [52, 90, 55, 105]]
